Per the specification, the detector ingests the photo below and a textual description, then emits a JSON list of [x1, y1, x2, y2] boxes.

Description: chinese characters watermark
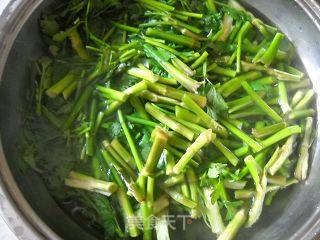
[[127, 214, 194, 231]]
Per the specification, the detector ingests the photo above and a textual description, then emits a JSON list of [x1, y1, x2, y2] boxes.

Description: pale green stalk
[[173, 130, 215, 174]]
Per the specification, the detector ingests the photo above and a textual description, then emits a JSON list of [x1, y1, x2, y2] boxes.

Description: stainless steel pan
[[0, 0, 319, 239]]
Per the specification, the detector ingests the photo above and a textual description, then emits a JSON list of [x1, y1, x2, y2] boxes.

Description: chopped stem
[[227, 92, 265, 113], [187, 168, 200, 218], [224, 180, 247, 190], [117, 188, 140, 238], [241, 81, 282, 122], [153, 195, 170, 215], [138, 0, 175, 11], [129, 96, 150, 120], [140, 90, 182, 106], [206, 0, 217, 11], [162, 174, 184, 188], [278, 81, 292, 114], [172, 57, 195, 76], [128, 67, 159, 83], [126, 115, 159, 128], [165, 150, 175, 176], [155, 211, 170, 240], [118, 41, 139, 51], [293, 89, 315, 111], [62, 81, 77, 100], [241, 61, 302, 82], [173, 129, 215, 174], [46, 72, 75, 98], [147, 82, 206, 108], [244, 155, 262, 191], [220, 119, 263, 152], [97, 85, 128, 101], [146, 28, 199, 48], [291, 90, 305, 107], [68, 28, 91, 60], [111, 138, 135, 166], [101, 149, 145, 202], [172, 116, 206, 135], [236, 21, 252, 72], [207, 63, 237, 77], [143, 45, 202, 92], [85, 132, 94, 156], [65, 171, 118, 196], [158, 76, 178, 85], [118, 110, 144, 171], [255, 33, 284, 67], [167, 132, 193, 151], [212, 138, 239, 166], [246, 170, 267, 227], [203, 188, 225, 234], [191, 51, 209, 69], [147, 177, 155, 204], [261, 126, 301, 149], [62, 85, 94, 129], [162, 16, 202, 34], [174, 10, 203, 19], [252, 122, 287, 138], [142, 128, 169, 176], [234, 189, 254, 200], [295, 117, 313, 180], [144, 37, 188, 61], [182, 94, 227, 137], [103, 81, 147, 116], [112, 22, 140, 33], [163, 188, 197, 209], [145, 102, 195, 141], [218, 71, 263, 97], [217, 209, 247, 240], [268, 135, 297, 175], [181, 178, 191, 199], [103, 140, 137, 179]]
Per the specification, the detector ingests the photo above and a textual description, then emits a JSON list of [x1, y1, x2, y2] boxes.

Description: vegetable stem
[[295, 117, 313, 180], [173, 129, 215, 174], [241, 81, 282, 122], [217, 208, 247, 240], [142, 128, 169, 176], [220, 119, 263, 152], [182, 94, 227, 136], [145, 102, 194, 141]]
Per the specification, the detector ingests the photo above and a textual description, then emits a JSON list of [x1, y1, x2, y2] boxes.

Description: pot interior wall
[[0, 0, 320, 240]]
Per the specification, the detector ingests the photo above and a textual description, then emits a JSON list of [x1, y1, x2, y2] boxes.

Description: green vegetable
[[173, 129, 215, 174], [65, 171, 118, 196], [24, 1, 316, 239], [295, 117, 314, 180]]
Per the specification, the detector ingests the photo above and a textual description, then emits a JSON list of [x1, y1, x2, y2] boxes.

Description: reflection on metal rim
[[0, 0, 61, 239]]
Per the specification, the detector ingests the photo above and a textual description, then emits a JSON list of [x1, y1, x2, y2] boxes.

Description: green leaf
[[221, 200, 244, 221], [40, 17, 60, 36], [250, 81, 273, 93], [156, 47, 175, 61], [201, 80, 228, 119], [202, 12, 223, 32], [208, 163, 228, 179], [211, 180, 223, 203], [207, 85, 228, 111], [108, 121, 123, 139]]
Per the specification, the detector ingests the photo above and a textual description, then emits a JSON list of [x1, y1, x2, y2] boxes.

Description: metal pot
[[0, 0, 319, 239]]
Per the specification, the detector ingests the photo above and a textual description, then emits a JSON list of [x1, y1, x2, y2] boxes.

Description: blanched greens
[[23, 0, 315, 239]]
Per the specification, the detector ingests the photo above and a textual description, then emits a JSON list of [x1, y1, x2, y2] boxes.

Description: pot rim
[[0, 0, 319, 240], [0, 0, 61, 239]]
